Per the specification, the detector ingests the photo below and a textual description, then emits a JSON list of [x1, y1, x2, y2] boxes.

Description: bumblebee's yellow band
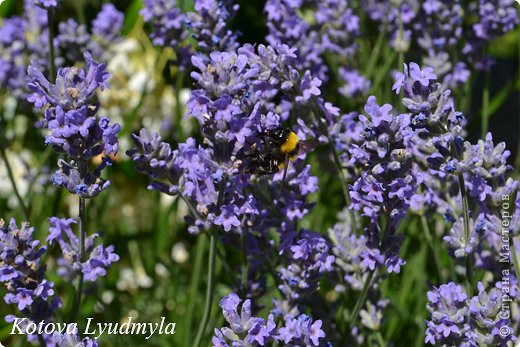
[[280, 131, 299, 154]]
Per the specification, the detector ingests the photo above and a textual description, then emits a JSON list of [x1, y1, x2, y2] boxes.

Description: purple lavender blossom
[[186, 0, 239, 57], [56, 5, 124, 63], [329, 217, 375, 290], [359, 300, 388, 331], [338, 68, 371, 98], [0, 1, 53, 98], [278, 314, 326, 346], [473, 0, 518, 40], [426, 281, 517, 345], [214, 293, 328, 346], [0, 219, 61, 340], [91, 4, 124, 40], [57, 19, 90, 62], [278, 230, 335, 304], [141, 0, 187, 47], [443, 216, 481, 258], [53, 332, 98, 347], [27, 52, 120, 197], [33, 0, 59, 9], [141, 0, 192, 68], [213, 293, 277, 346], [130, 42, 327, 235], [425, 282, 469, 345], [363, 0, 419, 52], [47, 217, 119, 282], [128, 130, 254, 235], [89, 4, 125, 61], [349, 95, 419, 226], [27, 52, 109, 109], [265, 0, 359, 81], [469, 282, 515, 345]]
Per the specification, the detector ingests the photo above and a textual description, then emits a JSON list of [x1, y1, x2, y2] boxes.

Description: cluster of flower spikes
[[0, 1, 54, 99], [47, 217, 119, 282], [128, 42, 332, 304], [129, 43, 325, 231], [393, 62, 519, 262], [413, 0, 471, 88], [141, 0, 187, 47], [136, 0, 335, 320], [141, 0, 239, 69], [26, 52, 121, 198], [264, 0, 370, 98], [276, 229, 335, 312], [365, 0, 518, 85], [328, 209, 377, 292], [363, 0, 419, 52], [57, 4, 124, 63], [392, 62, 464, 209], [445, 133, 518, 269], [463, 0, 519, 70], [327, 209, 396, 343], [190, 42, 338, 310], [425, 281, 517, 345], [0, 219, 62, 344], [212, 293, 328, 347], [392, 62, 520, 344], [364, 0, 466, 86], [186, 0, 240, 59]]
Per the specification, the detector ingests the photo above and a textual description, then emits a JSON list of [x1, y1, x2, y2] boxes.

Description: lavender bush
[[0, 0, 519, 346]]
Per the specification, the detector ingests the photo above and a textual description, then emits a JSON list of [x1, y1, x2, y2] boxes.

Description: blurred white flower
[[116, 267, 153, 292], [171, 242, 189, 264]]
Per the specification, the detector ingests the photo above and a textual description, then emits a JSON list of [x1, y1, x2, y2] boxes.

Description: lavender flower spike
[[47, 217, 119, 282], [0, 218, 61, 344], [27, 52, 120, 198], [27, 51, 109, 110]]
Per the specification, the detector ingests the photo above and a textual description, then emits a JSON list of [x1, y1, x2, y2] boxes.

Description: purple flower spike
[[0, 218, 61, 337], [47, 217, 119, 282], [27, 53, 120, 197]]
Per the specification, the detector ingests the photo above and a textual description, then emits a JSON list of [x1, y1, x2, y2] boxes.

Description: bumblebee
[[241, 128, 313, 175]]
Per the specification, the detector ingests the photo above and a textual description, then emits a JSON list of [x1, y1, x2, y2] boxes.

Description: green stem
[[193, 178, 227, 347], [365, 15, 388, 80], [349, 270, 374, 328], [349, 218, 392, 328], [420, 215, 443, 283], [192, 231, 217, 347], [69, 162, 87, 323], [0, 144, 30, 220], [47, 9, 56, 82], [174, 72, 185, 138], [312, 107, 357, 228], [73, 0, 86, 25], [376, 331, 386, 347], [368, 50, 397, 96], [481, 72, 490, 138], [458, 173, 473, 298], [184, 235, 207, 346], [241, 231, 248, 294]]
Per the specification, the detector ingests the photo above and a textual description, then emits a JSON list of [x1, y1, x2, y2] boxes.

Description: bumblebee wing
[[298, 138, 319, 155]]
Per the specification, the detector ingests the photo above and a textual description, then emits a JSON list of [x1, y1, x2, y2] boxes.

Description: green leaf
[[479, 82, 514, 121], [0, 0, 15, 18], [122, 0, 144, 36]]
